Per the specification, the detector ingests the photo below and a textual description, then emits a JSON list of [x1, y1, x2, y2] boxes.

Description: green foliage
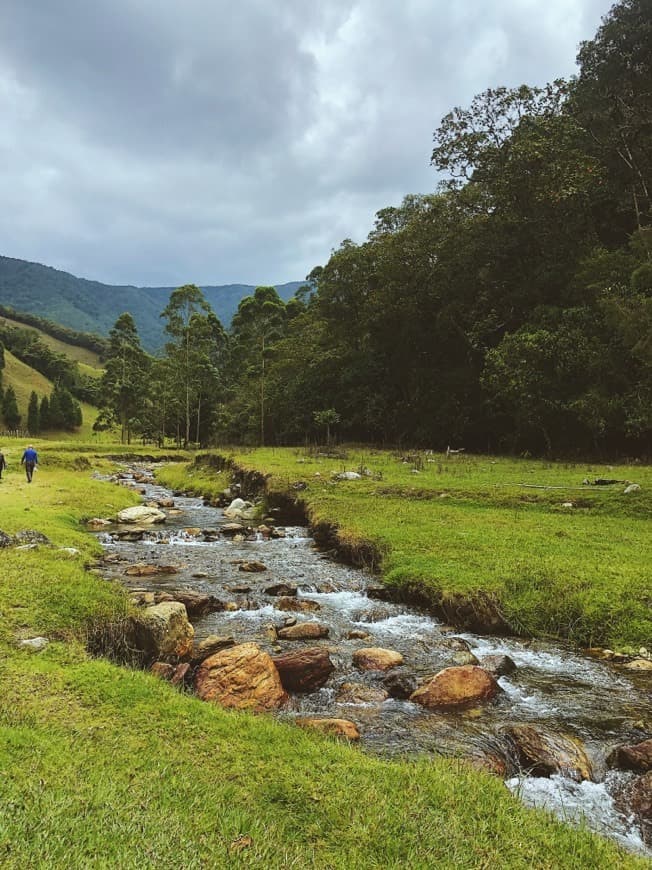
[[98, 313, 150, 444], [160, 286, 227, 448], [27, 391, 39, 434], [572, 0, 652, 244], [39, 395, 50, 430], [631, 262, 652, 292], [313, 408, 341, 444], [229, 286, 287, 445], [48, 384, 82, 432], [2, 385, 20, 430]]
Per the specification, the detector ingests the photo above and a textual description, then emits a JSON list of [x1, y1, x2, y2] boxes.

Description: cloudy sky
[[0, 0, 611, 287]]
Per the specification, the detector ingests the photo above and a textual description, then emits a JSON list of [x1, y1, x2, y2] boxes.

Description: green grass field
[[0, 443, 646, 868], [157, 448, 652, 649]]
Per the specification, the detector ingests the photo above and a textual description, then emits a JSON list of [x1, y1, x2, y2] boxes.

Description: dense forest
[[98, 0, 652, 455]]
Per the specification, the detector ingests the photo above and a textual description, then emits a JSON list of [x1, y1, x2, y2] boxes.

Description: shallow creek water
[[96, 467, 651, 855]]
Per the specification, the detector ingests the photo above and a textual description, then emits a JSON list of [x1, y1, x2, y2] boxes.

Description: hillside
[[0, 256, 303, 350], [0, 314, 104, 371], [2, 350, 98, 438]]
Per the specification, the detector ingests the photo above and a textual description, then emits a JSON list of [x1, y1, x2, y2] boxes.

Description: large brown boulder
[[352, 647, 404, 671], [195, 643, 288, 712], [296, 718, 360, 740], [277, 622, 329, 641], [410, 666, 498, 709], [505, 725, 593, 782], [272, 647, 334, 693], [132, 602, 194, 661], [609, 738, 652, 773]]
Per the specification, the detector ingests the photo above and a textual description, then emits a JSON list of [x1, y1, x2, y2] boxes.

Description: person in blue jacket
[[21, 444, 38, 483]]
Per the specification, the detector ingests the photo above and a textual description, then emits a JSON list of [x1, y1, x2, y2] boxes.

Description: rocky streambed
[[91, 463, 652, 856]]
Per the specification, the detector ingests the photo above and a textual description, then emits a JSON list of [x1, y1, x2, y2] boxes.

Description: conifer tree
[[3, 386, 21, 430], [39, 395, 50, 430], [27, 391, 40, 434]]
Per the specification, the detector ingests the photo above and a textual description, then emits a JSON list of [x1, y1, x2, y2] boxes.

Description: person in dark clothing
[[0, 450, 6, 480], [21, 445, 38, 482]]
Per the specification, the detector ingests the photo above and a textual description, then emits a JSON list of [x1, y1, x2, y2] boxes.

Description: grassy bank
[[157, 449, 652, 649], [0, 443, 646, 867]]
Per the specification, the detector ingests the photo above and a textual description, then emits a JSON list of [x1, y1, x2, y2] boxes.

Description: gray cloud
[[0, 0, 610, 287]]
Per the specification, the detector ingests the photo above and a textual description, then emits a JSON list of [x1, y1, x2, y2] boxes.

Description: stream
[[95, 464, 651, 856]]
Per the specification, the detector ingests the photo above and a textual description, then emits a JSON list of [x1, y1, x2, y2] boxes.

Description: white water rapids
[[96, 468, 651, 856]]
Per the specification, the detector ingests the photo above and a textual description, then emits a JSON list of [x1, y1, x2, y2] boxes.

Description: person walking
[[0, 449, 6, 481], [21, 444, 38, 483]]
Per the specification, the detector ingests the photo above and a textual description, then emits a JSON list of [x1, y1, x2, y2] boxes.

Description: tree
[[432, 83, 569, 188], [3, 386, 20, 430], [572, 0, 652, 250], [231, 286, 286, 445], [313, 409, 340, 445], [100, 313, 150, 443], [39, 395, 50, 430], [481, 319, 609, 452], [27, 391, 40, 434], [48, 384, 82, 431], [161, 285, 224, 448]]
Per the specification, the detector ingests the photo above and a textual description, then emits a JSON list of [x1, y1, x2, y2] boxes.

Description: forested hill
[[0, 255, 302, 350]]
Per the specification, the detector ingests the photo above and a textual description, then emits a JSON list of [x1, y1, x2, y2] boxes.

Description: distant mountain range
[[0, 255, 304, 350]]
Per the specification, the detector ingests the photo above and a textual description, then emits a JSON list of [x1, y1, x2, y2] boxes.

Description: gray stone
[[480, 654, 517, 676], [116, 506, 166, 524], [224, 498, 256, 520], [19, 636, 49, 651]]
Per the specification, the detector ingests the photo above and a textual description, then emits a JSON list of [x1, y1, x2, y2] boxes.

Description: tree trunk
[[195, 392, 202, 445]]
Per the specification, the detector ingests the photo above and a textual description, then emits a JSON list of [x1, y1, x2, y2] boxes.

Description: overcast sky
[[0, 0, 611, 287]]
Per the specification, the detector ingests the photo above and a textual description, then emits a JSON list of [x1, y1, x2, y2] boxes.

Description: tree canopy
[[87, 1, 652, 456]]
